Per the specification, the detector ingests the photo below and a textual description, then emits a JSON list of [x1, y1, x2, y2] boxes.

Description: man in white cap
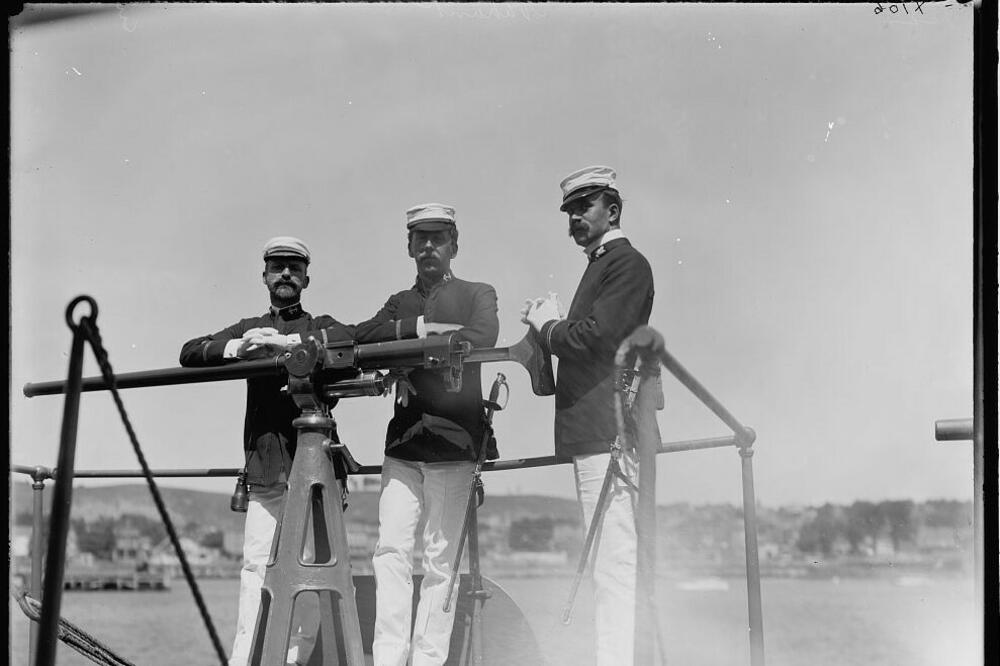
[[355, 204, 499, 666], [521, 167, 655, 666], [179, 236, 354, 666]]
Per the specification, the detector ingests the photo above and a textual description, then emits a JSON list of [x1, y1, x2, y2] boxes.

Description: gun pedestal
[[250, 343, 367, 666]]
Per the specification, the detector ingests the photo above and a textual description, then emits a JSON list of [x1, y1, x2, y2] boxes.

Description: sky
[[10, 2, 976, 509]]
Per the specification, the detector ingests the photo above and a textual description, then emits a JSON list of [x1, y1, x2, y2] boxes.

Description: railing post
[[934, 416, 982, 664], [633, 359, 661, 666], [738, 441, 765, 666], [971, 1, 992, 661], [617, 324, 765, 666], [29, 467, 50, 666]]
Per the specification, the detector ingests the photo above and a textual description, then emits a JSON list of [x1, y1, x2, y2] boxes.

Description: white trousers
[[229, 483, 318, 666], [372, 457, 476, 666], [574, 450, 638, 666]]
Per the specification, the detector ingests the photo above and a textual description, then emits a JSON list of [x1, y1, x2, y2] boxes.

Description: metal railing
[[13, 420, 763, 664], [14, 435, 764, 662]]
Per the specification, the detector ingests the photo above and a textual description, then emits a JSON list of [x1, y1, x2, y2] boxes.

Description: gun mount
[[280, 334, 469, 412]]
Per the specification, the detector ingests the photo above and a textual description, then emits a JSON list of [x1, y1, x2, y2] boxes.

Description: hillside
[[10, 482, 581, 532], [11, 482, 249, 533]]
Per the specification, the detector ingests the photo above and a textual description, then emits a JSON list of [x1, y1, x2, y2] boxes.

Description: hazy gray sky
[[11, 3, 975, 507]]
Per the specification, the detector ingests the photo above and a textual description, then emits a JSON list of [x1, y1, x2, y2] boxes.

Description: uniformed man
[[179, 236, 354, 666], [355, 204, 500, 666], [521, 167, 655, 666]]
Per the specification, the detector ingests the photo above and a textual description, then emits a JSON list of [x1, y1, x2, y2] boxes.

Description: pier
[[61, 571, 170, 592]]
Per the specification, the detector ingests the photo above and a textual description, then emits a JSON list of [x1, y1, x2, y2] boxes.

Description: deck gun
[[23, 330, 554, 400]]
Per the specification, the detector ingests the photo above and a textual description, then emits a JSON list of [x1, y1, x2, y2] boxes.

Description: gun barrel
[[23, 357, 286, 397], [22, 333, 539, 398], [22, 336, 466, 398]]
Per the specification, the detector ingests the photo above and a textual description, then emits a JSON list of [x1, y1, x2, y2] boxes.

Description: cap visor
[[264, 252, 309, 262], [407, 220, 454, 231], [559, 185, 610, 212]]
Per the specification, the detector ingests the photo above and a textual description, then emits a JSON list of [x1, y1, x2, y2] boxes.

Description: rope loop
[[65, 295, 98, 329]]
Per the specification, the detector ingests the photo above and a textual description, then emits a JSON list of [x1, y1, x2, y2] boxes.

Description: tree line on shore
[[793, 498, 970, 557], [14, 496, 972, 563]]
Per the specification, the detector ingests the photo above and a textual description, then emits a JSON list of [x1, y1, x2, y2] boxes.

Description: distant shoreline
[[13, 554, 971, 589]]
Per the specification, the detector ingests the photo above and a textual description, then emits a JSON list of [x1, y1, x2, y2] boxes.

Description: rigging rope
[[13, 585, 136, 666], [76, 317, 229, 664]]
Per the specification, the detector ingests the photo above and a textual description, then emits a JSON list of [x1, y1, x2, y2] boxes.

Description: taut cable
[[77, 313, 228, 665]]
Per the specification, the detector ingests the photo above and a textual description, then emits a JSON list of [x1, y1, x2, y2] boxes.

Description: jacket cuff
[[202, 338, 230, 363], [539, 320, 561, 354], [398, 317, 419, 340]]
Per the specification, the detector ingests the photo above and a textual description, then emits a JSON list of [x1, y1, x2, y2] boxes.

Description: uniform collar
[[584, 228, 627, 261], [413, 271, 454, 295], [268, 302, 305, 320]]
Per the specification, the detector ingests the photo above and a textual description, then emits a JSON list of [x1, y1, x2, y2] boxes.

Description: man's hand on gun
[[235, 327, 297, 359], [520, 292, 564, 332]]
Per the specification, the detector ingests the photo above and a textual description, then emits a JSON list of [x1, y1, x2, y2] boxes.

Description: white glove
[[521, 292, 564, 323], [549, 291, 565, 318], [235, 327, 274, 358], [522, 294, 562, 332], [236, 328, 296, 358]]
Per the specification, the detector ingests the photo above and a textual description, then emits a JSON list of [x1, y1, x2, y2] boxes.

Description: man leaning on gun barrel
[[353, 203, 500, 666], [179, 236, 354, 666]]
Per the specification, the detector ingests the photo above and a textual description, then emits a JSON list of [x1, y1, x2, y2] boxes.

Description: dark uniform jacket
[[179, 305, 354, 489], [354, 274, 499, 463], [539, 237, 654, 457]]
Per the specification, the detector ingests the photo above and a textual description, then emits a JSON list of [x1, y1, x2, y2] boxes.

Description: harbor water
[[9, 574, 977, 666]]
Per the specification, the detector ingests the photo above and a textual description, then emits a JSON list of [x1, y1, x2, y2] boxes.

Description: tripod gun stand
[[218, 335, 541, 666], [241, 336, 548, 665]]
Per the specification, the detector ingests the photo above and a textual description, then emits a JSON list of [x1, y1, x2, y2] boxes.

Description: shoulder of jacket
[[238, 315, 268, 328], [313, 314, 348, 328], [611, 243, 651, 266], [452, 277, 496, 292], [376, 288, 413, 304]]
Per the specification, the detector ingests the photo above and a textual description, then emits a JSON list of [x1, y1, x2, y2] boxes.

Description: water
[[10, 575, 978, 665]]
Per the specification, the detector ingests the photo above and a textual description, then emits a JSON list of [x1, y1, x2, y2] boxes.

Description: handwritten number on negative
[[873, 2, 926, 14]]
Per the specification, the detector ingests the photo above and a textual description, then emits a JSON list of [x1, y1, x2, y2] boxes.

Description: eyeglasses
[[563, 198, 595, 216]]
